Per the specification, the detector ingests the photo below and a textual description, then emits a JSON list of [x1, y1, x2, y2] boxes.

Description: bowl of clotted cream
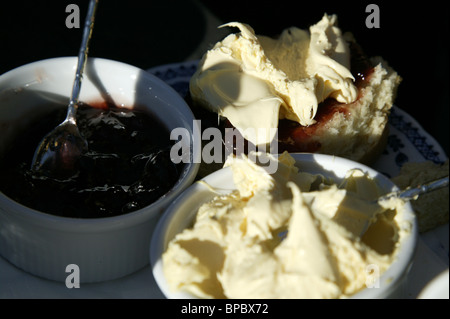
[[150, 152, 418, 299]]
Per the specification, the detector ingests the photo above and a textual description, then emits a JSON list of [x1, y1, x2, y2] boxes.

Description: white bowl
[[0, 57, 201, 283], [150, 153, 418, 299]]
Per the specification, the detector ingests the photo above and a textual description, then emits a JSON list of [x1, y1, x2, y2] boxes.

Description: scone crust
[[312, 57, 401, 164]]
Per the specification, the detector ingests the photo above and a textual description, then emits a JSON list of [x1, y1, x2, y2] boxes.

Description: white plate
[[418, 269, 449, 299], [0, 61, 448, 298]]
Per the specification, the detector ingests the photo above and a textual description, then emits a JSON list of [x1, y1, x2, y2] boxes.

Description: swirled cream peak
[[189, 14, 358, 145]]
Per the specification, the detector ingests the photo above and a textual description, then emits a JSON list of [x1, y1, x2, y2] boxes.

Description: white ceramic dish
[[0, 57, 201, 283], [150, 153, 418, 299], [418, 269, 449, 299]]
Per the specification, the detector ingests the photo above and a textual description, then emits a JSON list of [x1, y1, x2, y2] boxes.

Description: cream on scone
[[189, 14, 401, 164]]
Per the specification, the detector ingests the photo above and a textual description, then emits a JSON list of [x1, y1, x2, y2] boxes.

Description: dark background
[[0, 0, 448, 157]]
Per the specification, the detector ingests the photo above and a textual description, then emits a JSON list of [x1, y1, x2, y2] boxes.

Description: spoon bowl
[[345, 175, 449, 236], [31, 119, 88, 178]]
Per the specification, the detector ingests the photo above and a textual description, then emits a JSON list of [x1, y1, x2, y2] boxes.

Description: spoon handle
[[382, 176, 449, 202], [66, 0, 99, 122]]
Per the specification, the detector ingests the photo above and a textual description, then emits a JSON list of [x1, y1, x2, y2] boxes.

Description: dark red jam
[[0, 102, 182, 218]]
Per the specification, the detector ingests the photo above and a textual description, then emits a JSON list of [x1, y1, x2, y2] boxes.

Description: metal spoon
[[338, 176, 449, 237], [380, 175, 449, 202], [31, 0, 99, 179]]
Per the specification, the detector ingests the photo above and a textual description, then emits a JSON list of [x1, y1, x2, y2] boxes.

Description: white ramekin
[[0, 57, 201, 283]]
